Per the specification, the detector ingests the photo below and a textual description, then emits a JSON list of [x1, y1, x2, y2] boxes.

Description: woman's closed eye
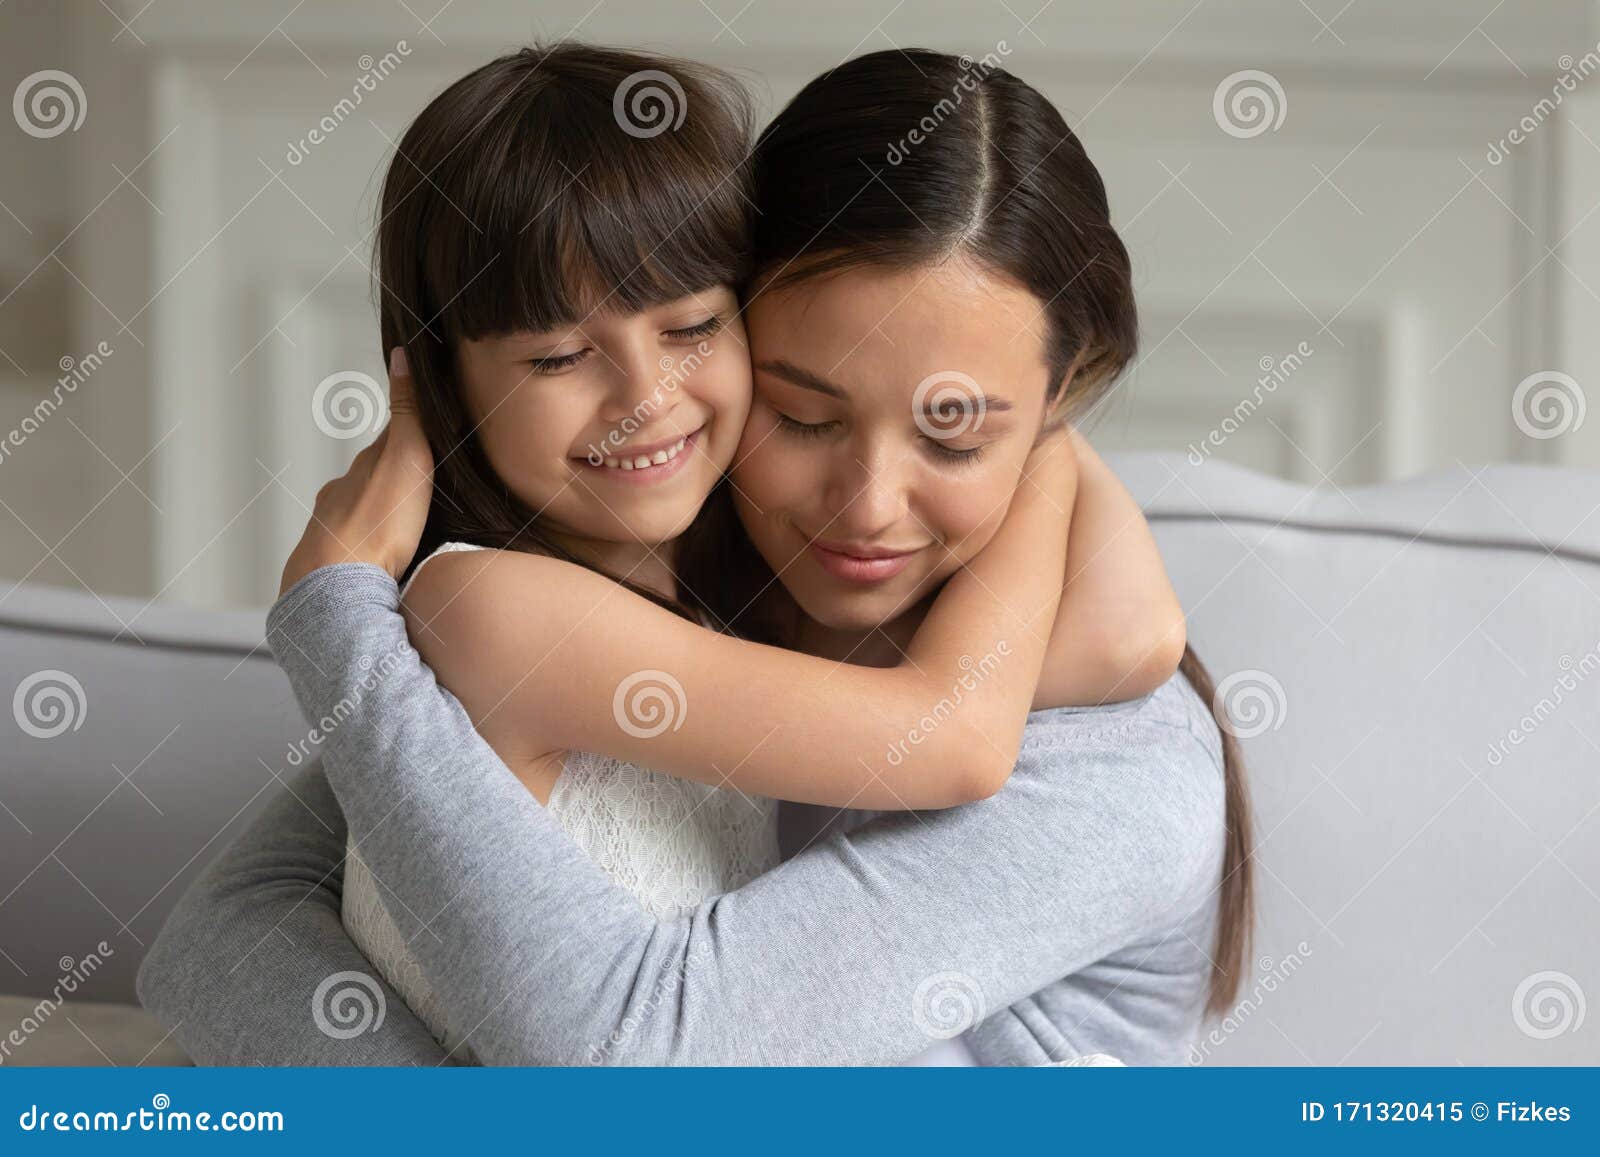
[[773, 411, 839, 439], [922, 437, 987, 466]]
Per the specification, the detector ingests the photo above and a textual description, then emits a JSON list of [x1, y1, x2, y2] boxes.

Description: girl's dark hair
[[678, 47, 1254, 1019], [373, 41, 753, 612]]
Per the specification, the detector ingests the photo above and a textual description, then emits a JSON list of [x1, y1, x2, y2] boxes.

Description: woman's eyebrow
[[754, 358, 1015, 415], [753, 358, 848, 399]]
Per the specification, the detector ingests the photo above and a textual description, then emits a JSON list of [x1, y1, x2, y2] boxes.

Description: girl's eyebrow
[[754, 358, 1015, 414]]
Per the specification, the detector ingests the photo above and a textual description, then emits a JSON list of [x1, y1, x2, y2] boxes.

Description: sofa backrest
[[1115, 453, 1600, 1065]]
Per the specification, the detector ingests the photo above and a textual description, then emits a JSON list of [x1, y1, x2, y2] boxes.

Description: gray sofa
[[2, 451, 1596, 1065]]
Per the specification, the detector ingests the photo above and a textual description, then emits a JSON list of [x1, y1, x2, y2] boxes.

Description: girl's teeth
[[598, 435, 689, 472]]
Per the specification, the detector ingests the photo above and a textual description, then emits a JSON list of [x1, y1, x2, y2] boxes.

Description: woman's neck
[[790, 599, 930, 669]]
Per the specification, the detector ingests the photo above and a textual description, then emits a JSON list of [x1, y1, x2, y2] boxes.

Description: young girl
[[320, 43, 1189, 1057]]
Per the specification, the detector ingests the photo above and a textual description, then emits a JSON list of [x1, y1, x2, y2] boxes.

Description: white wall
[[1, 0, 1597, 607]]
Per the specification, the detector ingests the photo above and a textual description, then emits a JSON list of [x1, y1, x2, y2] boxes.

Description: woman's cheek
[[924, 475, 1010, 570]]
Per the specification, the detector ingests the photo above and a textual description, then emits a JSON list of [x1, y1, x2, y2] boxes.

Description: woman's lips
[[807, 540, 920, 584]]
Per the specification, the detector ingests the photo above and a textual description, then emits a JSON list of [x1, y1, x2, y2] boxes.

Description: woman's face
[[733, 259, 1060, 634], [457, 285, 750, 547]]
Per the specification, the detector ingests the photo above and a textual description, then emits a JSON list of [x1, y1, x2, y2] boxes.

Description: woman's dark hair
[[373, 41, 754, 613], [678, 47, 1254, 1019]]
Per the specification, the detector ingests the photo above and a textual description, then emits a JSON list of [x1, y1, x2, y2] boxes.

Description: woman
[[139, 46, 1251, 1065]]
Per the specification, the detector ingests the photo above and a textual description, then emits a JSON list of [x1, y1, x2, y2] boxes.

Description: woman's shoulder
[[1019, 671, 1228, 901], [1020, 671, 1226, 823], [1024, 670, 1203, 740]]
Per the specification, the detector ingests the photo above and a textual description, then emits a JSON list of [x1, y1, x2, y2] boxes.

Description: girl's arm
[[396, 432, 1077, 811], [262, 564, 1220, 1066], [1032, 427, 1187, 711], [135, 763, 454, 1066]]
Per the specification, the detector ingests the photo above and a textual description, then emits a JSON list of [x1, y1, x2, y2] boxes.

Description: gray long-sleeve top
[[138, 562, 1228, 1065]]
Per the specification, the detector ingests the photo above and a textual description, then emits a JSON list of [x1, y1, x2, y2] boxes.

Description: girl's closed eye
[[666, 315, 724, 341], [528, 347, 591, 374]]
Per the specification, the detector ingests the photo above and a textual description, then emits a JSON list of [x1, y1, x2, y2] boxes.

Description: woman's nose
[[823, 444, 909, 539]]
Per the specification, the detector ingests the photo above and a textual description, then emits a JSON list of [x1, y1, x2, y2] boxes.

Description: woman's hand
[[279, 348, 434, 596]]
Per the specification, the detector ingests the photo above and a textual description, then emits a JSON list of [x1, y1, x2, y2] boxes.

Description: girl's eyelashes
[[665, 315, 724, 341], [527, 348, 590, 374], [525, 315, 722, 374]]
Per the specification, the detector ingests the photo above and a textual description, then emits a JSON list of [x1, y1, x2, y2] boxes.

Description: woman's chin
[[792, 583, 914, 636]]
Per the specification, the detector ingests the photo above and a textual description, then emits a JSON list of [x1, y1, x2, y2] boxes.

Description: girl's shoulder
[[399, 542, 610, 611], [398, 540, 491, 600]]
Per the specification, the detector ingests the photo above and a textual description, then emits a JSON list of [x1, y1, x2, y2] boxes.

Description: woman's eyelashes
[[771, 408, 989, 465], [923, 439, 987, 465], [773, 411, 838, 439], [525, 316, 724, 375]]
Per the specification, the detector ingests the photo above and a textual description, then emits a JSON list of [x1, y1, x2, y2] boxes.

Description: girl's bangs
[[424, 81, 752, 343]]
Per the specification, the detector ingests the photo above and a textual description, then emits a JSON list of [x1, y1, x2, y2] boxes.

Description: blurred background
[[2, 0, 1598, 609]]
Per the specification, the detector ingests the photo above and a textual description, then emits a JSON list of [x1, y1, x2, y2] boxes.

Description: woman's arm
[[388, 432, 1077, 811], [265, 563, 1220, 1066], [135, 763, 454, 1066], [1031, 428, 1187, 711]]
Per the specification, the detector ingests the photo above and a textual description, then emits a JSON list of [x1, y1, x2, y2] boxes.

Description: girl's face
[[457, 286, 750, 548], [733, 259, 1061, 634]]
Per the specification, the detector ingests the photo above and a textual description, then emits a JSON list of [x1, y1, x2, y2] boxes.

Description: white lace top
[[341, 541, 781, 1058]]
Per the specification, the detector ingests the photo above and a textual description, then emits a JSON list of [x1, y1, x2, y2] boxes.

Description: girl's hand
[[1014, 423, 1079, 517], [279, 348, 434, 596]]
